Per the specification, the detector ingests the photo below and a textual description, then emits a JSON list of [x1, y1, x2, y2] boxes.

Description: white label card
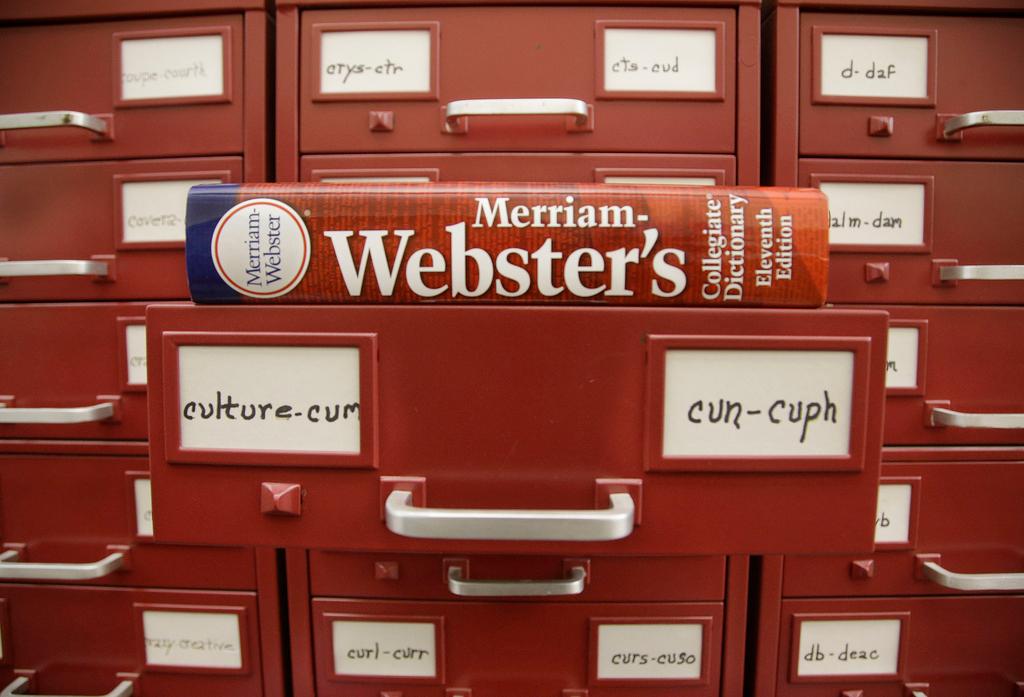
[[603, 28, 717, 93], [875, 483, 913, 544], [332, 621, 437, 677], [121, 35, 225, 101], [821, 182, 926, 247], [603, 176, 716, 186], [320, 30, 432, 95], [134, 477, 154, 537], [663, 349, 854, 456], [177, 345, 361, 454], [122, 179, 222, 244], [797, 619, 902, 676], [126, 324, 148, 386], [819, 34, 929, 99], [596, 623, 703, 680], [142, 610, 243, 669], [885, 327, 920, 389]]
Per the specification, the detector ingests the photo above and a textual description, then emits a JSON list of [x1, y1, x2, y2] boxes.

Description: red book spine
[[186, 182, 829, 307]]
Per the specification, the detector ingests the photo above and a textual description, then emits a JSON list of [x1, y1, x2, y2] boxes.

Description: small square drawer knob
[[850, 559, 876, 579], [261, 482, 302, 516], [868, 115, 894, 137]]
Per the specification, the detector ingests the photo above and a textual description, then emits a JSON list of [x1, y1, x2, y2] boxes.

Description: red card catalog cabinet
[[0, 584, 270, 697], [872, 306, 1024, 446], [147, 304, 888, 556], [0, 303, 161, 443]]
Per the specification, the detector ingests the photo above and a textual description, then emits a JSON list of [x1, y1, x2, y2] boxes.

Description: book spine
[[186, 182, 829, 307]]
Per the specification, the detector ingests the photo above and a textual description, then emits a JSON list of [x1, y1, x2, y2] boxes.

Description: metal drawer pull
[[385, 489, 635, 541], [929, 407, 1024, 430], [447, 565, 587, 597], [0, 260, 109, 278], [1, 678, 133, 697], [0, 550, 124, 580], [0, 111, 109, 136], [942, 110, 1024, 138], [939, 264, 1024, 282], [444, 98, 590, 133], [0, 402, 115, 424], [920, 559, 1024, 591]]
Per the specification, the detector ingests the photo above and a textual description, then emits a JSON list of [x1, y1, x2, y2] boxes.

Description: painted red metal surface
[[0, 303, 165, 443], [797, 13, 1024, 161], [0, 453, 256, 590], [0, 0, 264, 21], [0, 584, 266, 696], [802, 159, 1024, 305], [146, 304, 888, 555], [782, 456, 1024, 597], [0, 14, 263, 165], [300, 153, 738, 185], [0, 158, 242, 302]]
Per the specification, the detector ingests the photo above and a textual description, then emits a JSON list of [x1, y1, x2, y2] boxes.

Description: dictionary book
[[185, 182, 829, 306]]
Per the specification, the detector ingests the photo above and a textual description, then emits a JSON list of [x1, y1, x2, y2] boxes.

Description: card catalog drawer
[[147, 305, 887, 555], [774, 596, 1024, 696], [0, 14, 258, 165], [298, 7, 737, 156], [782, 452, 1024, 598], [311, 598, 725, 697], [0, 584, 266, 696], [0, 158, 241, 302], [869, 306, 1024, 446], [801, 159, 1024, 305], [302, 153, 737, 185], [309, 552, 726, 602], [798, 13, 1024, 160], [0, 303, 163, 442], [0, 452, 255, 590]]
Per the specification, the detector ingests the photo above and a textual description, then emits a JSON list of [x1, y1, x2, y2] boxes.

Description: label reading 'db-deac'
[[596, 623, 703, 680], [142, 610, 243, 670], [796, 618, 902, 677], [332, 620, 437, 678], [177, 344, 361, 454], [663, 349, 854, 456]]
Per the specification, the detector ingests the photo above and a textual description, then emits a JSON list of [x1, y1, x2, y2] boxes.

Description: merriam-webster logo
[[211, 198, 310, 298]]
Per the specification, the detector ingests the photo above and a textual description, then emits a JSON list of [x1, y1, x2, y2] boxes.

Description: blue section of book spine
[[185, 183, 243, 303]]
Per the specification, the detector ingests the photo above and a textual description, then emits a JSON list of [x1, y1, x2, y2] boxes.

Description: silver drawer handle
[[0, 550, 125, 581], [447, 565, 586, 597], [1, 678, 132, 697], [0, 111, 109, 137], [0, 402, 115, 425], [920, 559, 1024, 591], [385, 489, 635, 541], [444, 98, 591, 133], [0, 260, 109, 278], [942, 110, 1024, 138], [939, 264, 1024, 282], [930, 407, 1024, 430]]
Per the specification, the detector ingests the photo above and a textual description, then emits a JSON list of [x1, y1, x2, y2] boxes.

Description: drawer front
[[299, 7, 736, 155], [0, 584, 264, 696], [775, 596, 1024, 696], [0, 15, 250, 164], [0, 158, 241, 301], [0, 303, 164, 442], [0, 453, 255, 590], [870, 306, 1024, 446], [799, 13, 1024, 160], [782, 456, 1024, 598], [147, 304, 887, 555], [312, 598, 724, 697], [302, 153, 737, 184], [309, 552, 725, 602], [800, 159, 1024, 305]]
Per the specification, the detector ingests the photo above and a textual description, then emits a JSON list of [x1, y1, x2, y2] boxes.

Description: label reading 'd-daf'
[[596, 623, 703, 680], [819, 33, 929, 100], [177, 344, 361, 454], [142, 609, 243, 670], [332, 620, 437, 678], [796, 618, 902, 677], [663, 349, 854, 456]]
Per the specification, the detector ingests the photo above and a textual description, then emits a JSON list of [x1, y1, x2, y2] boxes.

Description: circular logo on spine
[[211, 198, 311, 298]]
